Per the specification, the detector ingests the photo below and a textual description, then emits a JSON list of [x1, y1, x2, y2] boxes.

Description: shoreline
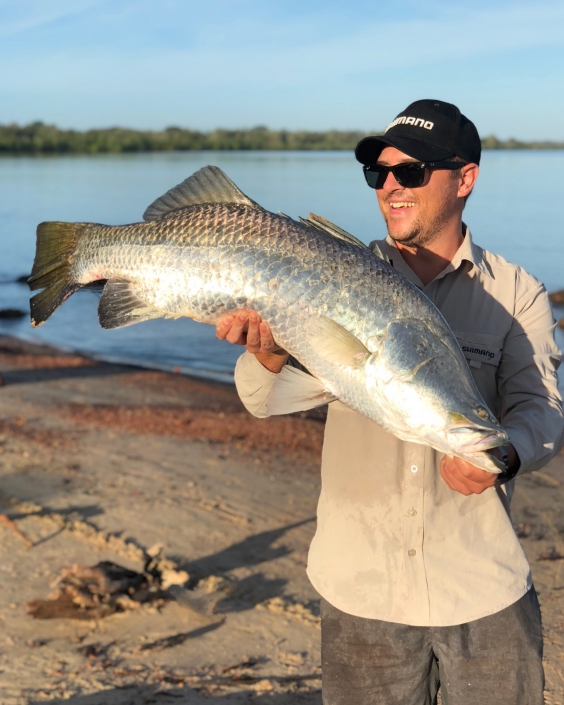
[[0, 335, 562, 703], [0, 326, 238, 385]]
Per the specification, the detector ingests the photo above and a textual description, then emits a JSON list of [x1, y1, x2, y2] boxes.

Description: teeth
[[390, 202, 416, 209]]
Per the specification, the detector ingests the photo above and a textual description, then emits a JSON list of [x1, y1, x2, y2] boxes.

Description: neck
[[394, 221, 465, 287]]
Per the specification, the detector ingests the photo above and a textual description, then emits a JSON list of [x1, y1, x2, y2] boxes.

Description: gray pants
[[321, 588, 544, 705]]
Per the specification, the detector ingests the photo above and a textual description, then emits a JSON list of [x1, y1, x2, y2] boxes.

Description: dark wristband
[[495, 446, 520, 485]]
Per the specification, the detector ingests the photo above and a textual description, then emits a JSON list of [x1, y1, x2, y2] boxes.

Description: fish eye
[[477, 407, 489, 420]]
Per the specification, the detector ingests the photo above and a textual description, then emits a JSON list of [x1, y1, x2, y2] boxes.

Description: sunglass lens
[[364, 169, 383, 189], [394, 163, 425, 188]]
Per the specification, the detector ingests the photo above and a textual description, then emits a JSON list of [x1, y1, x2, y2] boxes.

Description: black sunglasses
[[363, 160, 465, 190]]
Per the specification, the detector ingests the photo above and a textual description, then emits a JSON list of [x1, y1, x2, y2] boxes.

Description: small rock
[[548, 289, 564, 304], [252, 679, 274, 692], [0, 308, 26, 319]]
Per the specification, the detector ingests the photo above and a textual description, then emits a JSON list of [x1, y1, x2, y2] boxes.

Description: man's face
[[375, 146, 462, 247]]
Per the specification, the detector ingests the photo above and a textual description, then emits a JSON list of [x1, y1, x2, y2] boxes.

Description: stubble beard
[[384, 199, 453, 249]]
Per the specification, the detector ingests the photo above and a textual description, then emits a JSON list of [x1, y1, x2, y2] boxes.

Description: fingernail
[[238, 313, 247, 321], [224, 316, 233, 324], [250, 315, 258, 323]]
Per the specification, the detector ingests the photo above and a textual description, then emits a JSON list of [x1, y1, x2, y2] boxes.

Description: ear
[[458, 163, 479, 199]]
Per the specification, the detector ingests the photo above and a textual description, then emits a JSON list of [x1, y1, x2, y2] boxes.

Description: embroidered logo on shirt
[[461, 345, 495, 360], [456, 338, 502, 367]]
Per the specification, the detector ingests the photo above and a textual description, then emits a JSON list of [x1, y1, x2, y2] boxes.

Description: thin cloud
[[3, 3, 562, 93], [0, 0, 110, 37]]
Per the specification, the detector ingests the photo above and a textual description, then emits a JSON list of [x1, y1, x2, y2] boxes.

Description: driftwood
[[26, 549, 189, 620]]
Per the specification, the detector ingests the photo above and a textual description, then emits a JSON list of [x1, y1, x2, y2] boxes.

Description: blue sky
[[1, 0, 563, 138]]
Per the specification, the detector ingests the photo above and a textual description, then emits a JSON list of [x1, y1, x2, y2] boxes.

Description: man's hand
[[216, 310, 289, 373], [440, 455, 498, 495], [440, 444, 519, 495]]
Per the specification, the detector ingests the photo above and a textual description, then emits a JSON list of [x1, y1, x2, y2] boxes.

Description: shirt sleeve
[[498, 281, 564, 473], [234, 351, 335, 418]]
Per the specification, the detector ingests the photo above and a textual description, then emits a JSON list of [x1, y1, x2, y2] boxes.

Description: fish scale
[[28, 165, 509, 472]]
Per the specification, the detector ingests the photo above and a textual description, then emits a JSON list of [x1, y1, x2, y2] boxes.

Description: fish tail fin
[[28, 221, 86, 327]]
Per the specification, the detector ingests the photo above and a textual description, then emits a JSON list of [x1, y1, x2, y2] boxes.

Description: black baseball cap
[[355, 99, 481, 166]]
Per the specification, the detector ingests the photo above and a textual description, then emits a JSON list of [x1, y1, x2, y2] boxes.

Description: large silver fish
[[29, 166, 508, 472]]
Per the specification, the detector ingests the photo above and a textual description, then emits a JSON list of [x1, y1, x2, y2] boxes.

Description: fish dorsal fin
[[307, 316, 371, 369], [300, 213, 369, 250], [143, 165, 261, 222], [369, 241, 393, 265], [98, 279, 162, 329]]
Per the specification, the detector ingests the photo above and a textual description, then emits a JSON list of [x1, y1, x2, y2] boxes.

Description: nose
[[381, 169, 402, 192]]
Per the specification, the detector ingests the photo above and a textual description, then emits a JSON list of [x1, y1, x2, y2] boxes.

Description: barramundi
[[29, 166, 508, 472]]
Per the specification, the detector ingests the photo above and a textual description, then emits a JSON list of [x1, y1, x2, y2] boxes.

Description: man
[[216, 100, 563, 704]]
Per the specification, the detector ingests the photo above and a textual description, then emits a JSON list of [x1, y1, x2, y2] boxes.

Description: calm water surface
[[0, 151, 562, 384]]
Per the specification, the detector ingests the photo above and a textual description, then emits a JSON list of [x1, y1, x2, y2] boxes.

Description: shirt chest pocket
[[453, 330, 505, 370]]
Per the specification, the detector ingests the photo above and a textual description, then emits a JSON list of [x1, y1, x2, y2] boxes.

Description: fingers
[[257, 321, 281, 353], [216, 310, 286, 360], [440, 460, 473, 496], [440, 456, 497, 496], [216, 311, 249, 346], [246, 317, 282, 354], [245, 313, 262, 353]]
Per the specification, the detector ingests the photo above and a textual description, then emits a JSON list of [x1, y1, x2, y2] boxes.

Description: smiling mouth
[[390, 202, 416, 209]]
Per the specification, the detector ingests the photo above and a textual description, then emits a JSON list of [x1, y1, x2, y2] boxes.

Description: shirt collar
[[377, 225, 492, 288]]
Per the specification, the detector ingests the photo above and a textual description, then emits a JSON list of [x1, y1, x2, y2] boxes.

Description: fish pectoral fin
[[98, 279, 161, 329], [307, 316, 371, 369], [143, 165, 262, 221], [300, 214, 369, 250]]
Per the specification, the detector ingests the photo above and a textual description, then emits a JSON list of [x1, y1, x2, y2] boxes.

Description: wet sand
[[0, 335, 562, 704]]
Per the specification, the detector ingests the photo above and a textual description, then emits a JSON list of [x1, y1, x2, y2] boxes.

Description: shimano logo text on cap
[[385, 117, 434, 133]]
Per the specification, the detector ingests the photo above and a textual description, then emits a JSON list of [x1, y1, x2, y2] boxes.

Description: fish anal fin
[[98, 280, 161, 329], [308, 316, 371, 369], [143, 165, 261, 222]]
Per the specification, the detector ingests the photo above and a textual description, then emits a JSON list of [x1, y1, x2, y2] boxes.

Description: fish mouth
[[448, 427, 509, 454]]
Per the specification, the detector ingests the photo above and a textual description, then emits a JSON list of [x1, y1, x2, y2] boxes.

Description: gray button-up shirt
[[234, 229, 563, 626]]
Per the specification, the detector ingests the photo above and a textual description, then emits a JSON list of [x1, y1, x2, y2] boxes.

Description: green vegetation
[[480, 135, 564, 150], [0, 122, 563, 155]]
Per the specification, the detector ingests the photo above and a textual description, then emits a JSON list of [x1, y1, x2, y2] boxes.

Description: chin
[[389, 229, 419, 246]]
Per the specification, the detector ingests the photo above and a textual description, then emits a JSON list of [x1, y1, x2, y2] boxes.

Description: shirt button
[[408, 509, 417, 517], [410, 465, 418, 473], [408, 549, 416, 557]]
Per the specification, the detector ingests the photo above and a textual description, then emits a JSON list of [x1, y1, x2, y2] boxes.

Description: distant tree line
[[0, 122, 562, 154]]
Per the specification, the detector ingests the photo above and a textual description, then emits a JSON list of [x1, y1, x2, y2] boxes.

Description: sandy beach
[[0, 335, 563, 705]]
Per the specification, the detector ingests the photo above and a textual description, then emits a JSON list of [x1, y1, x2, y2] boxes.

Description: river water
[[0, 150, 562, 385]]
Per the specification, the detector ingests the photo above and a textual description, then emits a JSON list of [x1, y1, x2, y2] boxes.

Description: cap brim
[[355, 134, 454, 164]]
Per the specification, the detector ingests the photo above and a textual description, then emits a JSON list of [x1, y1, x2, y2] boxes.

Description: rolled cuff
[[234, 352, 280, 418]]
